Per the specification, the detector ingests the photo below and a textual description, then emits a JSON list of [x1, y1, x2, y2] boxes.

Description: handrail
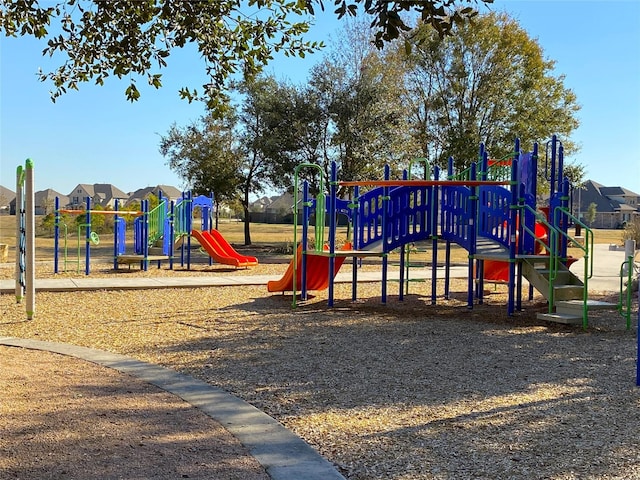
[[519, 204, 558, 311], [553, 207, 594, 329], [619, 256, 638, 330], [408, 157, 430, 179]]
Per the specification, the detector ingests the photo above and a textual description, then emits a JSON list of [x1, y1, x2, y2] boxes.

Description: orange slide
[[267, 242, 352, 293], [191, 229, 258, 268]]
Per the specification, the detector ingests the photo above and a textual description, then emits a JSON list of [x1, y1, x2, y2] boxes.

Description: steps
[[520, 255, 618, 327], [538, 300, 618, 325], [520, 255, 583, 302]]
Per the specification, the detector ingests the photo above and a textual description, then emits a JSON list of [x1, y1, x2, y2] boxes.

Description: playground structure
[[270, 136, 636, 329], [14, 159, 35, 320], [54, 191, 256, 274]]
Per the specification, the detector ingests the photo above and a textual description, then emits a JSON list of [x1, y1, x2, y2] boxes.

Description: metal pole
[[25, 159, 35, 319]]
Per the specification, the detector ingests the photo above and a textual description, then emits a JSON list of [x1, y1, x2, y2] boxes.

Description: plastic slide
[[207, 229, 258, 265], [267, 242, 352, 293], [483, 223, 548, 282], [191, 230, 258, 268]]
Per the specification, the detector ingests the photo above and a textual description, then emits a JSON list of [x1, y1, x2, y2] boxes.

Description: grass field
[[0, 214, 628, 265]]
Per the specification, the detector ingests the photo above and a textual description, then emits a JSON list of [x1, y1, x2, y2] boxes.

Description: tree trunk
[[243, 189, 252, 245]]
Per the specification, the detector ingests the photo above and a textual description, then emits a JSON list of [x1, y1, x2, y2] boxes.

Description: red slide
[[267, 243, 352, 293], [191, 230, 258, 268], [483, 223, 548, 282], [207, 229, 258, 265]]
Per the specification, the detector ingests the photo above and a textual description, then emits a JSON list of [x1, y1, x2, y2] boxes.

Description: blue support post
[[114, 199, 119, 270], [507, 147, 520, 316], [85, 197, 91, 275], [169, 200, 175, 269], [557, 139, 564, 195], [398, 170, 408, 301], [516, 185, 525, 312], [467, 164, 477, 309], [351, 186, 360, 302], [381, 164, 390, 304], [54, 197, 59, 274], [328, 162, 337, 307], [142, 199, 149, 271], [301, 181, 310, 301], [431, 166, 440, 305], [444, 160, 454, 300], [186, 191, 192, 270]]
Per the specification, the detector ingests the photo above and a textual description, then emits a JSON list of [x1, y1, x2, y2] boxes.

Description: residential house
[[249, 193, 296, 223], [248, 196, 275, 212], [0, 185, 15, 214], [573, 180, 640, 229], [9, 189, 68, 215], [67, 183, 128, 209], [126, 185, 184, 206]]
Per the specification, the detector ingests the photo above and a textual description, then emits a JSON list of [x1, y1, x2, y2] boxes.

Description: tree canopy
[[160, 11, 583, 247], [402, 12, 580, 173], [0, 0, 492, 109]]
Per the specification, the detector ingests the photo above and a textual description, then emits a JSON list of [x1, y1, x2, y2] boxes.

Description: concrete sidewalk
[[570, 243, 637, 292]]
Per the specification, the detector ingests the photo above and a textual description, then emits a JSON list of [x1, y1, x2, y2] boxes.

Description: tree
[[159, 112, 242, 230], [586, 202, 597, 227], [160, 116, 240, 201], [622, 217, 640, 247], [234, 76, 303, 244], [1, 0, 491, 109], [160, 76, 300, 245], [402, 12, 580, 175], [40, 213, 56, 236], [303, 19, 421, 196]]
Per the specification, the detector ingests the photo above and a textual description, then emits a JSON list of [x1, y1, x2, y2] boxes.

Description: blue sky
[[1, 0, 639, 198]]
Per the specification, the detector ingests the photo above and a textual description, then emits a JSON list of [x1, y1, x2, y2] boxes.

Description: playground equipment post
[[15, 159, 35, 320]]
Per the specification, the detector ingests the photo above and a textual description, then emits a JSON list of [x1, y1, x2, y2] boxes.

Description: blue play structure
[[287, 136, 631, 329], [54, 192, 215, 273], [115, 191, 215, 270]]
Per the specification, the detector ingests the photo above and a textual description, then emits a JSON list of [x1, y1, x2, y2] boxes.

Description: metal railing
[[519, 204, 559, 310], [619, 256, 639, 330], [553, 207, 593, 329]]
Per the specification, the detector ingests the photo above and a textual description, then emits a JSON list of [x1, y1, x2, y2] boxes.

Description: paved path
[[570, 243, 638, 292]]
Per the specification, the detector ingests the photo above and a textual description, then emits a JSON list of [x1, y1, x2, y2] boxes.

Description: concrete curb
[[0, 337, 346, 480]]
